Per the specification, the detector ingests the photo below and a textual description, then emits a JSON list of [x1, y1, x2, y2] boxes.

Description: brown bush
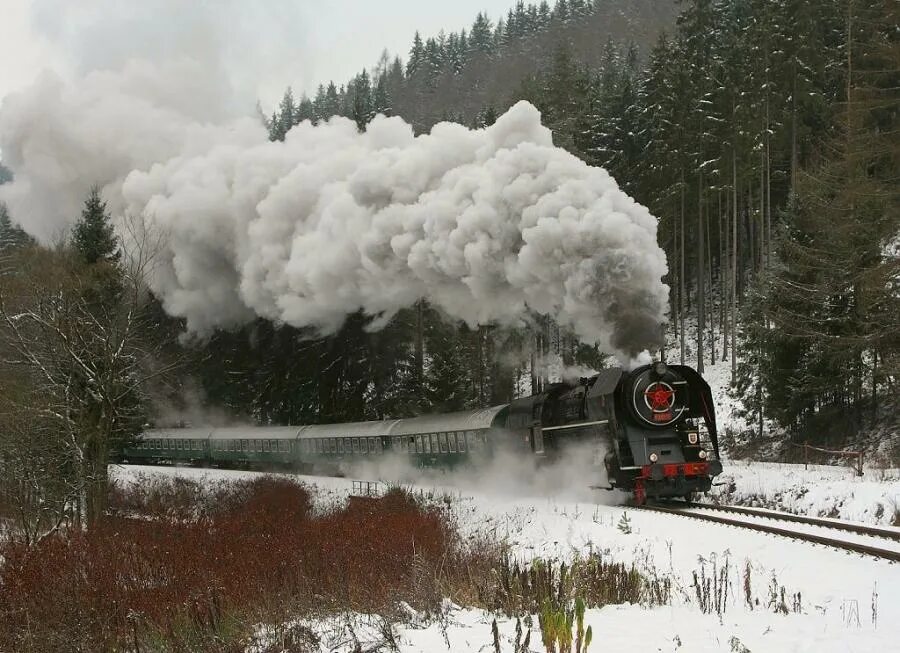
[[0, 478, 450, 653]]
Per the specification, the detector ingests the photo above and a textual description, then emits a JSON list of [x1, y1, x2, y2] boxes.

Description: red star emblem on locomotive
[[644, 382, 675, 412]]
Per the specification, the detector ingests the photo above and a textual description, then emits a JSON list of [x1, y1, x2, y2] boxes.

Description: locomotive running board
[[542, 419, 609, 432]]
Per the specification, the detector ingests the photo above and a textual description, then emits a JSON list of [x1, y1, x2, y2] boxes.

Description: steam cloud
[[0, 2, 669, 361]]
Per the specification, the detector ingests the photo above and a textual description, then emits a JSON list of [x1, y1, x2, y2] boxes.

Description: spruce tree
[[72, 187, 119, 265], [0, 203, 34, 251]]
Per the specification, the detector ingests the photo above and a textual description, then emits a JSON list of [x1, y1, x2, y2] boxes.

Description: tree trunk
[[680, 169, 686, 366], [415, 300, 424, 406], [719, 190, 726, 361], [731, 149, 738, 380], [697, 173, 705, 375], [790, 60, 798, 193], [707, 191, 716, 366]]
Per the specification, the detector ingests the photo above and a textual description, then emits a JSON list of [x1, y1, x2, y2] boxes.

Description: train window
[[334, 438, 342, 454], [448, 433, 457, 453], [414, 434, 422, 453], [374, 437, 382, 453], [368, 437, 377, 453], [360, 438, 368, 454], [281, 441, 289, 453], [457, 432, 466, 452], [439, 433, 449, 453], [430, 433, 438, 454], [326, 438, 333, 453], [263, 440, 270, 452]]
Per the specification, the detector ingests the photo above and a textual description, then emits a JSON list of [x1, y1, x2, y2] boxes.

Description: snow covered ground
[[114, 464, 900, 653], [708, 460, 900, 526]]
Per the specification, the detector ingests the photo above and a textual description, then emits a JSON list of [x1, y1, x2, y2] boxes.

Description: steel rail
[[637, 503, 900, 563], [683, 502, 900, 542]]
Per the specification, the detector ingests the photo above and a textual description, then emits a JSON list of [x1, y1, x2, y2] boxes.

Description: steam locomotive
[[123, 362, 721, 504]]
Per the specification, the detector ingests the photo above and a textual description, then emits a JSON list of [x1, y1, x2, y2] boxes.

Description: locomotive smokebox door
[[531, 426, 545, 455]]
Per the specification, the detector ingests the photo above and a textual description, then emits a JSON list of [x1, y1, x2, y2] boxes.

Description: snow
[[114, 464, 900, 652], [709, 460, 900, 526], [250, 604, 887, 653]]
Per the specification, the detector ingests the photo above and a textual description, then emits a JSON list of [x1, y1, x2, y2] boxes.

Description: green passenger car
[[123, 406, 511, 473]]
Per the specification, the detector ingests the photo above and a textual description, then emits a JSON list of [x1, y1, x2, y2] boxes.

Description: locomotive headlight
[[654, 362, 668, 377], [698, 450, 708, 459], [649, 452, 659, 463], [688, 432, 699, 445]]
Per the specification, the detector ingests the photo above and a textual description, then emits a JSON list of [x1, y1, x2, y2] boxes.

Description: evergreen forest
[[1, 0, 898, 464]]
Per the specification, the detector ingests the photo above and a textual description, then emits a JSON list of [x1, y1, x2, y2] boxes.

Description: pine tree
[[351, 69, 373, 130], [469, 12, 495, 55], [0, 203, 34, 251], [407, 31, 425, 77], [72, 187, 119, 265]]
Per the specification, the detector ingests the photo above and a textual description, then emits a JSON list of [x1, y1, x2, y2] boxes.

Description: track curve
[[637, 502, 900, 562]]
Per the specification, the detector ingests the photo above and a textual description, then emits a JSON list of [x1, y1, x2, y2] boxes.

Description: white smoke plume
[[0, 2, 669, 360]]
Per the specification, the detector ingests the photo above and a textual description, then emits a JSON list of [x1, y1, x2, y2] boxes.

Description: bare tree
[[0, 217, 179, 531]]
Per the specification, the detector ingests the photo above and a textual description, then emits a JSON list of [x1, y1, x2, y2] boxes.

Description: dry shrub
[[0, 478, 448, 653], [446, 549, 668, 618]]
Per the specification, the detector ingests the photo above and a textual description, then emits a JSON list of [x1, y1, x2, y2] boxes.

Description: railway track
[[638, 502, 900, 562]]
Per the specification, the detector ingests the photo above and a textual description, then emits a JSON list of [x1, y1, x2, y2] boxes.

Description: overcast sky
[[0, 0, 518, 111]]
